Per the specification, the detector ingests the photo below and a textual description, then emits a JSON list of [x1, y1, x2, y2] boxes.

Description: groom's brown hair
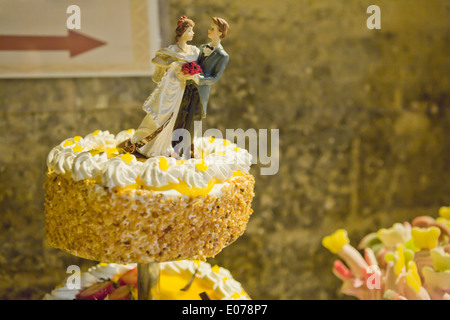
[[212, 17, 229, 39]]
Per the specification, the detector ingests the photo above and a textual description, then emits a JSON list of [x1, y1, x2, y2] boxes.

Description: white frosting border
[[46, 130, 253, 191]]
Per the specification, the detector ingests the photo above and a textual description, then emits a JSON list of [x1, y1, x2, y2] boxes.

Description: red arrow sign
[[0, 30, 106, 57]]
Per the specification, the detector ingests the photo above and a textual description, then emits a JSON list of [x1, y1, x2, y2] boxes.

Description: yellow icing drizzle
[[89, 149, 101, 156], [160, 270, 220, 300], [143, 178, 217, 197], [73, 144, 83, 153], [63, 140, 74, 147], [137, 171, 244, 196], [232, 170, 244, 177], [211, 265, 220, 273], [159, 157, 169, 171], [120, 153, 134, 164], [116, 182, 140, 192], [195, 160, 208, 172], [230, 292, 241, 299], [88, 147, 119, 158], [106, 147, 118, 154]]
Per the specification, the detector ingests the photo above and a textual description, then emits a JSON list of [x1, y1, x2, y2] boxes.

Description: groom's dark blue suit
[[172, 43, 229, 148]]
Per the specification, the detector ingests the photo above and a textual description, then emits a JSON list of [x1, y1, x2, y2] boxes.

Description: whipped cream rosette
[[71, 151, 108, 181], [82, 129, 116, 151], [139, 156, 182, 188], [49, 146, 83, 175], [115, 129, 136, 146], [178, 158, 214, 189], [101, 153, 143, 189]]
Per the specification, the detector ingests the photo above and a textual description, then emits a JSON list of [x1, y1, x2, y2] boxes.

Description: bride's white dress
[[131, 44, 200, 157]]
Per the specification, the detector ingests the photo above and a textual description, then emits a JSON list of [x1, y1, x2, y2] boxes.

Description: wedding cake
[[44, 260, 250, 300], [44, 129, 255, 264]]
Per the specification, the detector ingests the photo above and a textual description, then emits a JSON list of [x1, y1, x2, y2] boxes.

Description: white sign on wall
[[0, 0, 161, 78]]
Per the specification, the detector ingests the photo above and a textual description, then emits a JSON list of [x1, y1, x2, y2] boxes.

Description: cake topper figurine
[[115, 15, 230, 300], [172, 17, 229, 157], [118, 16, 229, 159]]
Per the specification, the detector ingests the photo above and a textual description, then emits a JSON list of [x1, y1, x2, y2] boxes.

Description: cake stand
[[137, 262, 160, 300]]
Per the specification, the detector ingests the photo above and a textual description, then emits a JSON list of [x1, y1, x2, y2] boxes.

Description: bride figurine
[[121, 16, 199, 158]]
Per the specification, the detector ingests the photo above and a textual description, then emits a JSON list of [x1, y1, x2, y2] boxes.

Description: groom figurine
[[172, 17, 230, 157]]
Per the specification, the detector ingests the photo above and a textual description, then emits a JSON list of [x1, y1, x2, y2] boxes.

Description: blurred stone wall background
[[0, 0, 449, 299]]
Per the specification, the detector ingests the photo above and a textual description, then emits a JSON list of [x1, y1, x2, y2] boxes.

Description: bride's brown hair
[[175, 16, 195, 42]]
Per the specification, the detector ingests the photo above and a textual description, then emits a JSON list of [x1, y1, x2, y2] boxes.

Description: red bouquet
[[181, 61, 202, 76]]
